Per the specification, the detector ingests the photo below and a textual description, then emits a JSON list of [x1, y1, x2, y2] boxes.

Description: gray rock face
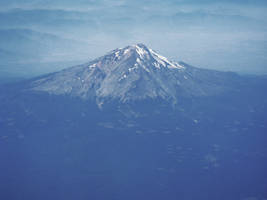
[[31, 43, 237, 106]]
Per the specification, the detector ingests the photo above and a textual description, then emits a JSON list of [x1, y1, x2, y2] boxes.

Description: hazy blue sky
[[0, 0, 267, 75]]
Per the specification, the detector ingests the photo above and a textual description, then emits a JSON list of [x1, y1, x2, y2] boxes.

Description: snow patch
[[128, 64, 138, 72], [124, 49, 130, 55], [153, 62, 160, 69], [135, 45, 148, 59], [115, 51, 120, 59], [143, 66, 150, 73], [118, 74, 127, 81], [89, 63, 97, 68], [149, 48, 184, 69], [135, 57, 150, 72], [149, 49, 167, 67], [174, 62, 185, 69]]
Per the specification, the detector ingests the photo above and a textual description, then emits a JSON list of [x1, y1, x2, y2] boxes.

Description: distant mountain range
[[0, 28, 91, 64], [0, 28, 95, 80]]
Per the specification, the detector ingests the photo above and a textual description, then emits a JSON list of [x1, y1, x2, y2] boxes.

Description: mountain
[[1, 44, 267, 200], [1, 43, 267, 119], [0, 43, 261, 125], [29, 43, 241, 108]]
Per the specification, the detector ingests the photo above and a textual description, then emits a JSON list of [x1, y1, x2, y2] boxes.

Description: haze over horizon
[[1, 2, 267, 200], [0, 0, 267, 77]]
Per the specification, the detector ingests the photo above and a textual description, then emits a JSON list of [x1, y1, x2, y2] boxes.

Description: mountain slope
[[30, 43, 239, 107], [1, 44, 267, 200]]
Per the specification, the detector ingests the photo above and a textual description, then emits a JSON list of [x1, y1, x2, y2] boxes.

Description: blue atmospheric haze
[[0, 0, 267, 77], [0, 1, 267, 200]]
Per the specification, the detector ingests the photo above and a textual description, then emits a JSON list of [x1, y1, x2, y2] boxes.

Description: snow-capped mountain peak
[[31, 44, 232, 106], [102, 43, 184, 72]]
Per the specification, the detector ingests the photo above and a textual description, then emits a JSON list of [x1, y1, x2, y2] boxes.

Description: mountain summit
[[31, 44, 237, 107]]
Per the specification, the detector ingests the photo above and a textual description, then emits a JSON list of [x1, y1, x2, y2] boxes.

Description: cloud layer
[[0, 0, 267, 75]]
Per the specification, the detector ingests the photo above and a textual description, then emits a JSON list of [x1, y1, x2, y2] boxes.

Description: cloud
[[0, 0, 266, 74]]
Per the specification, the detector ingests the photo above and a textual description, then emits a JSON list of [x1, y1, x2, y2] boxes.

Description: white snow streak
[[89, 63, 97, 68], [135, 45, 148, 59], [124, 49, 130, 55], [149, 48, 184, 69]]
